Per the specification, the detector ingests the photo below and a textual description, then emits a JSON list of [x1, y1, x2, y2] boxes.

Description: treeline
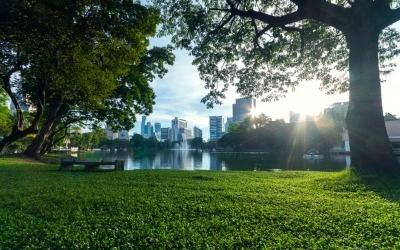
[[0, 1, 174, 158], [219, 114, 342, 154]]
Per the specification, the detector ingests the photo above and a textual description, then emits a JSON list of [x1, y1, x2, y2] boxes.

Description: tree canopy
[[152, 0, 400, 171], [0, 0, 174, 157], [153, 0, 400, 106]]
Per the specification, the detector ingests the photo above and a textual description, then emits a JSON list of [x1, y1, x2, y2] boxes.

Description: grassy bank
[[1, 157, 400, 249]]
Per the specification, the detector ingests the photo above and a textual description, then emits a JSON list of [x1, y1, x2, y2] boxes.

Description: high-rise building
[[193, 126, 203, 139], [232, 97, 256, 123], [209, 116, 224, 141], [289, 111, 301, 123], [154, 123, 161, 134], [171, 117, 188, 141], [179, 127, 192, 140], [154, 122, 161, 140], [225, 117, 233, 131], [161, 128, 171, 141], [141, 116, 146, 136], [145, 122, 154, 138]]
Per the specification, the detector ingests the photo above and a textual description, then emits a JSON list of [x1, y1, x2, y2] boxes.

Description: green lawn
[[1, 157, 400, 249]]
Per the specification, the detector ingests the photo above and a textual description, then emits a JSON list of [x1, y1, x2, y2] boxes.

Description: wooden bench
[[60, 159, 124, 171]]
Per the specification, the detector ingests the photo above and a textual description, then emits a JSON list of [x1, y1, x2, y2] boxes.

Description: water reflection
[[75, 150, 350, 171]]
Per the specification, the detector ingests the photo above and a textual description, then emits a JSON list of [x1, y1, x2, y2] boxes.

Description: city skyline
[[132, 26, 400, 139]]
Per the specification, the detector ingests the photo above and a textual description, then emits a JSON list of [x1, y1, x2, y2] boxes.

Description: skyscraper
[[161, 128, 171, 141], [145, 122, 154, 138], [141, 116, 146, 136], [209, 116, 224, 141], [225, 117, 233, 132], [171, 117, 188, 141], [154, 123, 161, 134], [232, 97, 256, 123], [193, 126, 203, 139]]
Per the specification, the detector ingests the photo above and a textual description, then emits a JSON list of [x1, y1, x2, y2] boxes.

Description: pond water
[[72, 150, 351, 171]]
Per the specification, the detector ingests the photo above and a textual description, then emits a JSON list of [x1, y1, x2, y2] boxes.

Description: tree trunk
[[0, 77, 45, 154], [23, 97, 63, 159], [346, 30, 398, 172], [0, 107, 43, 154], [0, 130, 29, 154]]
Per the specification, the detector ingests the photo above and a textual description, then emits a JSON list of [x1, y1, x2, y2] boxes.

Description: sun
[[250, 107, 261, 117], [289, 85, 324, 118]]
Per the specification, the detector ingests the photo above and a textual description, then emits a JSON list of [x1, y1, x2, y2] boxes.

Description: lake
[[72, 150, 351, 171]]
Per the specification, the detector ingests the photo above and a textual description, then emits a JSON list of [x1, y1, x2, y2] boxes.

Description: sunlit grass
[[0, 157, 399, 248]]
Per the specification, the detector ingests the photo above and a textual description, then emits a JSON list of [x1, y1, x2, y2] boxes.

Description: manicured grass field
[[1, 157, 400, 249]]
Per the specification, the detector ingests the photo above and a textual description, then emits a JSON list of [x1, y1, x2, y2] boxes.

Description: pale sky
[[134, 26, 400, 140]]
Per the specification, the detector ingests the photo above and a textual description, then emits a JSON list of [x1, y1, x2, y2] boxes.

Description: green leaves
[[152, 0, 400, 106], [0, 89, 12, 137]]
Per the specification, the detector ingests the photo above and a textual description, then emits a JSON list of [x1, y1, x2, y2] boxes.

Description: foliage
[[1, 0, 175, 155], [68, 128, 107, 151], [152, 0, 400, 107], [130, 134, 171, 150], [190, 137, 204, 149], [0, 89, 12, 136], [384, 112, 399, 121], [219, 114, 341, 153], [1, 158, 400, 248]]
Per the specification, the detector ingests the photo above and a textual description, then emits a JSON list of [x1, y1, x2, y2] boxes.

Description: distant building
[[144, 122, 154, 138], [161, 128, 171, 141], [105, 125, 118, 140], [342, 119, 400, 153], [171, 117, 188, 141], [209, 116, 224, 141], [154, 122, 161, 140], [179, 127, 192, 140], [154, 123, 161, 134], [141, 116, 146, 136], [9, 93, 36, 114], [225, 117, 233, 131], [193, 126, 203, 139], [289, 111, 314, 123], [232, 97, 256, 123], [118, 130, 130, 141], [289, 111, 301, 123]]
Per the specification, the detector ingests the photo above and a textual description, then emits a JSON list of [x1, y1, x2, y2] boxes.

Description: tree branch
[[216, 0, 349, 33], [292, 0, 349, 30], [1, 67, 23, 130], [379, 7, 400, 28]]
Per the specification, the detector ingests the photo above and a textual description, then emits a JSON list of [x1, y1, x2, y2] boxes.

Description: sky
[[134, 31, 400, 140]]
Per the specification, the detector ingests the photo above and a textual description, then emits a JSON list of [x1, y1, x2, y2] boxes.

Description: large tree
[[1, 0, 174, 157], [153, 0, 400, 172], [30, 45, 174, 157]]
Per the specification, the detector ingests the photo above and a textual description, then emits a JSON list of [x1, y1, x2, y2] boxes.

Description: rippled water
[[72, 150, 351, 171]]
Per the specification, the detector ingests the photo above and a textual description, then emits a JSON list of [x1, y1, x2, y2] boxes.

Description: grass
[[1, 157, 400, 249]]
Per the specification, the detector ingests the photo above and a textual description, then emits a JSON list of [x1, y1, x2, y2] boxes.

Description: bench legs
[[84, 164, 100, 171], [115, 160, 124, 171], [60, 161, 73, 171]]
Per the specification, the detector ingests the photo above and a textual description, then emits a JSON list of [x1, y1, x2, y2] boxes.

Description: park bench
[[60, 159, 124, 171]]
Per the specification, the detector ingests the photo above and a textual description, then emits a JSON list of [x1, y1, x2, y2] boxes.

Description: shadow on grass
[[355, 170, 400, 202]]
